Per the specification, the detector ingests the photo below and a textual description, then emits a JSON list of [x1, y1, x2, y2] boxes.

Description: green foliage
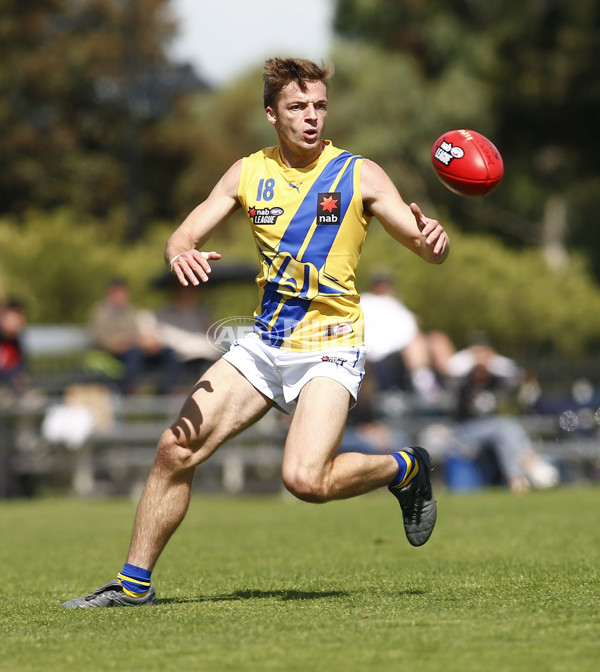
[[157, 70, 274, 220], [0, 0, 199, 234], [0, 210, 170, 322], [358, 222, 600, 358], [334, 0, 600, 274], [0, 208, 259, 325], [326, 42, 493, 202], [3, 205, 600, 358]]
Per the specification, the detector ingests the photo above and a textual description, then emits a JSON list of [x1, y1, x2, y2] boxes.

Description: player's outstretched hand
[[170, 250, 222, 286], [410, 202, 449, 262]]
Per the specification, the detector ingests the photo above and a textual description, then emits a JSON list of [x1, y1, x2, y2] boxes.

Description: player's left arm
[[361, 159, 450, 264]]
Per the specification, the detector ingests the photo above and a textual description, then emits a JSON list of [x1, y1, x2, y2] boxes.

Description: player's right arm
[[165, 159, 243, 286]]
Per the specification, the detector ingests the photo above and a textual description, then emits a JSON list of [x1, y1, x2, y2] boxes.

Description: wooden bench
[[5, 392, 287, 497], [4, 364, 599, 497]]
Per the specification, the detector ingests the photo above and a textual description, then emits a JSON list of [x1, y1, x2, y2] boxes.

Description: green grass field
[[1, 487, 599, 672]]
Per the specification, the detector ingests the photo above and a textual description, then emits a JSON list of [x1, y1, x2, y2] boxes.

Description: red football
[[431, 129, 504, 197]]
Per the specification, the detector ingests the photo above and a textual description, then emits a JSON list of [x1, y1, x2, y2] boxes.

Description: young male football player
[[62, 57, 449, 608]]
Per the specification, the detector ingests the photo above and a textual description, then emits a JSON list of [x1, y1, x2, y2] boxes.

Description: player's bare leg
[[61, 359, 273, 608], [127, 358, 273, 569], [281, 376, 398, 502], [282, 376, 437, 546]]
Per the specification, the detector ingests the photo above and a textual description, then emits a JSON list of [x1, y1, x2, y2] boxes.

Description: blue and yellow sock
[[117, 563, 152, 598], [389, 451, 419, 489]]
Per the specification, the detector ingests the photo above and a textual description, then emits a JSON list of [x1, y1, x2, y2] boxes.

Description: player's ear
[[266, 106, 277, 126]]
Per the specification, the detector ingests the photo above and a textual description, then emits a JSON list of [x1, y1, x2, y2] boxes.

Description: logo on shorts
[[321, 355, 347, 366], [317, 192, 341, 225], [248, 206, 284, 225]]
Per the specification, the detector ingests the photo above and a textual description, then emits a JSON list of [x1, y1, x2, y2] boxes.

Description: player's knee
[[155, 428, 198, 473], [282, 467, 329, 503]]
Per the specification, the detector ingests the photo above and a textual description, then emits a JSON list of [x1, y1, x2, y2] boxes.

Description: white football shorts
[[222, 332, 366, 414]]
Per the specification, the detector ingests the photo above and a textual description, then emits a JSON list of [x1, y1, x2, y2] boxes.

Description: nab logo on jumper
[[317, 192, 341, 225]]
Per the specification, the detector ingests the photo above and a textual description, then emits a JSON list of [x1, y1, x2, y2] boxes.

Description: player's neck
[[278, 141, 325, 169]]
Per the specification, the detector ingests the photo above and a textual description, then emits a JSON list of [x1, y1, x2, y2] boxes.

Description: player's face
[[266, 80, 328, 161]]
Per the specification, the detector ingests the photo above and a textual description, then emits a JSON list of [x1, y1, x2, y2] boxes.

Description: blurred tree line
[[1, 0, 600, 360], [0, 0, 211, 231], [335, 0, 600, 267]]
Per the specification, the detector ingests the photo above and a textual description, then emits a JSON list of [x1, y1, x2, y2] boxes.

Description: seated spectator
[[89, 278, 181, 394], [0, 299, 29, 392], [360, 272, 454, 403], [424, 331, 560, 492], [153, 281, 219, 382], [338, 365, 410, 455]]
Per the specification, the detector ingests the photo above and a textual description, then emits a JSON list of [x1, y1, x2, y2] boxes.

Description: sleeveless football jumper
[[238, 141, 371, 352]]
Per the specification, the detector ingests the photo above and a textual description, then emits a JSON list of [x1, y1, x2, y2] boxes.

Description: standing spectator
[[89, 278, 181, 394], [0, 299, 28, 392]]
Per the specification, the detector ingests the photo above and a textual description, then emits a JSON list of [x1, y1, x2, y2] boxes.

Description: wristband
[[169, 252, 185, 272], [169, 250, 210, 273]]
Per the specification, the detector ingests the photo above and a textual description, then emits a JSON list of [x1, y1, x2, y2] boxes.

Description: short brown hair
[[262, 57, 334, 109]]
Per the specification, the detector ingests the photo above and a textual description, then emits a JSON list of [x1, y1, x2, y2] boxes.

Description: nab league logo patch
[[321, 355, 348, 366], [248, 205, 284, 225], [317, 192, 341, 225], [433, 140, 465, 167]]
